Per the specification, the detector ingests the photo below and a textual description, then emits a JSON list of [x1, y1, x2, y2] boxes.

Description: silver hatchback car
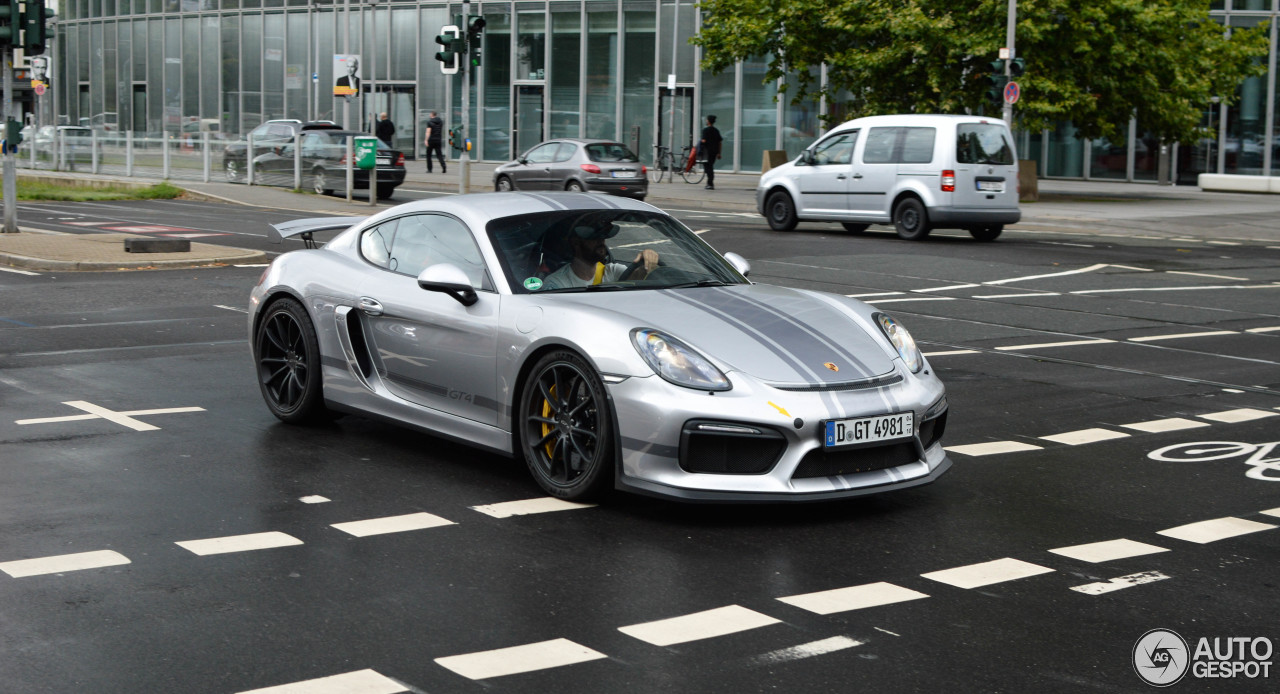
[[494, 138, 648, 200]]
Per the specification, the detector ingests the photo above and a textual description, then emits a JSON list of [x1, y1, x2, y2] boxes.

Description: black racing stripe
[[620, 435, 679, 459], [382, 372, 500, 412], [719, 287, 876, 376]]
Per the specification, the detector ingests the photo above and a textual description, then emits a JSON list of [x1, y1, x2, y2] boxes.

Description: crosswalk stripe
[[1039, 428, 1130, 446], [1128, 331, 1237, 342], [1048, 539, 1169, 563], [0, 549, 131, 578], [945, 441, 1043, 457], [751, 636, 864, 666], [331, 512, 455, 537], [434, 638, 606, 680], [1262, 508, 1280, 518], [777, 581, 929, 615], [175, 531, 303, 556], [1120, 418, 1211, 433], [618, 604, 781, 647], [1156, 517, 1276, 544], [1070, 570, 1170, 596], [1198, 408, 1278, 423], [921, 557, 1054, 589], [237, 669, 407, 694], [470, 497, 596, 518]]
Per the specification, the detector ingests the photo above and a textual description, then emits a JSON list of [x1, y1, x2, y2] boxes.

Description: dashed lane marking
[[434, 638, 607, 681], [945, 441, 1043, 457], [1121, 418, 1211, 434], [1246, 326, 1280, 333], [1128, 330, 1238, 342], [994, 339, 1114, 351], [215, 304, 249, 313], [750, 636, 864, 666], [618, 605, 782, 647], [15, 401, 205, 431], [1048, 539, 1170, 564], [1070, 570, 1170, 596], [864, 297, 956, 304], [1156, 517, 1277, 544], [777, 581, 929, 615], [1039, 428, 1130, 446], [1198, 408, 1277, 423], [1262, 508, 1280, 518], [331, 512, 455, 538], [299, 495, 330, 504], [923, 349, 979, 357], [176, 531, 304, 556], [920, 558, 1055, 589], [237, 669, 408, 694], [470, 497, 595, 518], [0, 550, 131, 578]]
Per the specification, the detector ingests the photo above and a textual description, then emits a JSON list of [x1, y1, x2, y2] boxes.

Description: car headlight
[[874, 313, 923, 373], [631, 328, 731, 391]]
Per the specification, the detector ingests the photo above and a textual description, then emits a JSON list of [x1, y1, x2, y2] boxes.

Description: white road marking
[[1039, 428, 1130, 446], [1166, 271, 1250, 281], [15, 401, 205, 431], [0, 266, 40, 275], [982, 263, 1109, 286], [214, 304, 249, 313], [1246, 326, 1280, 333], [434, 638, 606, 680], [237, 669, 407, 694], [0, 550, 131, 578], [875, 627, 901, 637], [994, 339, 1114, 351], [1261, 508, 1280, 518], [1206, 241, 1242, 246], [751, 636, 863, 666], [1072, 284, 1280, 294], [1038, 241, 1095, 248], [1128, 330, 1237, 342], [233, 263, 271, 267], [470, 497, 596, 518], [1198, 408, 1277, 423], [971, 292, 1062, 298], [299, 495, 330, 504], [1107, 265, 1155, 272], [1156, 517, 1276, 544], [921, 557, 1054, 589], [846, 292, 904, 298], [864, 297, 956, 304], [618, 605, 781, 647], [1070, 570, 1170, 596], [778, 581, 929, 615], [922, 349, 979, 357], [331, 512, 455, 537], [1048, 539, 1170, 563], [693, 229, 709, 235], [945, 441, 1043, 457], [1121, 418, 1211, 433], [914, 283, 980, 292], [176, 531, 304, 556]]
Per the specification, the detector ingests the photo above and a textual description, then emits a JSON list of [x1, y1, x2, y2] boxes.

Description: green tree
[[693, 0, 1269, 142]]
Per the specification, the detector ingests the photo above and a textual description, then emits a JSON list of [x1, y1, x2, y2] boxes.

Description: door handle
[[358, 297, 384, 316], [852, 173, 863, 179], [836, 174, 847, 180]]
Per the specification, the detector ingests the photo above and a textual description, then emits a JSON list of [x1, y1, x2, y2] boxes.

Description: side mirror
[[518, 157, 529, 165], [417, 263, 479, 306], [723, 252, 751, 278]]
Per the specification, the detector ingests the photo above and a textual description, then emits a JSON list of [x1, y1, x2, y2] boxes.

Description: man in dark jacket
[[375, 112, 395, 147], [699, 115, 723, 190], [424, 110, 446, 173]]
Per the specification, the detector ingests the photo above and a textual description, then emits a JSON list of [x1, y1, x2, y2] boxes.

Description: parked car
[[223, 119, 342, 183], [253, 193, 950, 501], [757, 114, 1021, 241], [250, 130, 406, 199], [26, 125, 102, 168], [494, 139, 648, 200]]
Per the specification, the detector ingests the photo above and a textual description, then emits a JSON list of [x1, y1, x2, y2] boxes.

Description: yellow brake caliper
[[541, 384, 558, 458]]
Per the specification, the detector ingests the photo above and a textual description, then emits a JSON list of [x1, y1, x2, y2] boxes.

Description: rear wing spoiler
[[268, 216, 368, 247]]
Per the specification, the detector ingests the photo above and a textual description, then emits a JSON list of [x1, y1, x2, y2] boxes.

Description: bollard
[[202, 131, 211, 183], [247, 133, 255, 186], [126, 130, 134, 177]]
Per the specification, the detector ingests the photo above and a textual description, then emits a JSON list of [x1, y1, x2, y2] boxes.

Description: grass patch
[[17, 180, 185, 201]]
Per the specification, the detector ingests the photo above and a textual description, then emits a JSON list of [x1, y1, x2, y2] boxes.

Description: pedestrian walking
[[375, 112, 395, 147], [424, 110, 446, 174], [699, 115, 723, 191]]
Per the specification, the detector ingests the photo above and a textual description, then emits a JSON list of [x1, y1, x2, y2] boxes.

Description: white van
[[756, 114, 1020, 241]]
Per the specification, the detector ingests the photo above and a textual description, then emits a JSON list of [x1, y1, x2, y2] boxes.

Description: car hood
[[551, 284, 896, 385]]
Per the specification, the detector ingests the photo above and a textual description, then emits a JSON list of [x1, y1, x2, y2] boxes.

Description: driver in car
[[542, 224, 659, 289]]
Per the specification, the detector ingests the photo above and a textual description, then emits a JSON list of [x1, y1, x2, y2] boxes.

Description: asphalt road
[[1, 198, 1278, 693]]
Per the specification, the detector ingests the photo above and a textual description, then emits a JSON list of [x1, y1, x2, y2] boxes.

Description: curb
[[0, 249, 270, 272]]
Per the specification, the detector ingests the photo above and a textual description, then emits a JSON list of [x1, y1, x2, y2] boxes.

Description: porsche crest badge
[[823, 362, 839, 372]]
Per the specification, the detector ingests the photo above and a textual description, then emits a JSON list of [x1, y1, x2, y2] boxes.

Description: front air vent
[[792, 442, 919, 479], [679, 420, 785, 475]]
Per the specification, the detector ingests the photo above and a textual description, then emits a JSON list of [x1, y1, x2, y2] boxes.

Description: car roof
[[352, 192, 660, 231]]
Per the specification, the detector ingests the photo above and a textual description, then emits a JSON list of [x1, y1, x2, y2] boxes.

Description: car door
[[356, 213, 501, 426], [849, 126, 901, 218], [547, 143, 578, 189], [794, 131, 857, 217], [516, 143, 560, 190]]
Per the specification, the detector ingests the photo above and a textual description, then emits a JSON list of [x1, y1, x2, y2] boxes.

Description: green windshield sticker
[[523, 277, 544, 291]]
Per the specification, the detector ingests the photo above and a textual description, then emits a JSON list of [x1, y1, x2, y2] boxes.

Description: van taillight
[[941, 170, 955, 192]]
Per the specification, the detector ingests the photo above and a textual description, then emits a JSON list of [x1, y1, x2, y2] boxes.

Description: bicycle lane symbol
[[1148, 441, 1280, 481]]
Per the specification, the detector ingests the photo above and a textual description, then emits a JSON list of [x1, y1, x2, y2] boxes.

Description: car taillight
[[338, 154, 347, 165], [941, 169, 955, 192], [641, 165, 647, 175], [395, 153, 405, 166], [581, 164, 602, 174]]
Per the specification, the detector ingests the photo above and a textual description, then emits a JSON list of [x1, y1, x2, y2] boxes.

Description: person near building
[[424, 110, 446, 174], [375, 112, 395, 147], [698, 115, 723, 191]]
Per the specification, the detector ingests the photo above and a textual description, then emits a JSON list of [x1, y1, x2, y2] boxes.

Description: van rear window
[[956, 124, 1014, 165]]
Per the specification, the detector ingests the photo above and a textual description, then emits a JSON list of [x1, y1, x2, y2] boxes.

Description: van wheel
[[969, 225, 1003, 242], [765, 191, 798, 231], [841, 223, 869, 234], [893, 198, 931, 241]]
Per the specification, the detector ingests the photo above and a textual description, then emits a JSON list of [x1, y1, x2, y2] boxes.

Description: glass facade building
[[44, 0, 1280, 177]]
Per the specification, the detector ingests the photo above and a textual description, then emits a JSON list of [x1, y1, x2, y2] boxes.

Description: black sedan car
[[223, 119, 342, 183], [251, 130, 407, 199], [493, 138, 647, 200]]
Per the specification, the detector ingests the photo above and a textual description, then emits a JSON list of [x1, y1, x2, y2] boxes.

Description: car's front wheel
[[893, 197, 931, 241], [495, 175, 514, 192], [518, 350, 614, 500], [254, 298, 327, 424], [765, 190, 798, 231]]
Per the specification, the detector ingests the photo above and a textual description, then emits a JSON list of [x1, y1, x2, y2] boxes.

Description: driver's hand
[[634, 249, 659, 273]]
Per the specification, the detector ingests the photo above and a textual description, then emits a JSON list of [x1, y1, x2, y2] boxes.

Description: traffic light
[[986, 59, 1009, 104], [434, 25, 462, 75], [1008, 57, 1025, 78], [467, 16, 486, 67], [0, 0, 20, 47], [22, 0, 54, 55], [4, 119, 21, 153]]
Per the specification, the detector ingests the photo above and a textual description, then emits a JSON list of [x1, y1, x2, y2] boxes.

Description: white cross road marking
[[1070, 570, 1170, 596], [330, 512, 455, 537], [945, 441, 1043, 457], [0, 550, 131, 578], [846, 292, 904, 298], [971, 292, 1062, 298], [470, 497, 596, 519], [922, 349, 979, 357], [778, 581, 929, 615], [176, 531, 304, 556], [1198, 408, 1277, 423], [1157, 517, 1276, 544], [1039, 428, 1131, 446], [982, 263, 1110, 286], [15, 401, 205, 431], [1048, 539, 1170, 564], [920, 558, 1055, 589], [1128, 331, 1238, 342], [299, 495, 330, 504], [1261, 508, 1280, 518], [1121, 418, 1211, 433], [214, 304, 249, 313], [236, 669, 408, 694], [994, 339, 1114, 351], [618, 605, 781, 647], [865, 297, 957, 304], [434, 638, 607, 680], [914, 283, 981, 293], [750, 636, 864, 666]]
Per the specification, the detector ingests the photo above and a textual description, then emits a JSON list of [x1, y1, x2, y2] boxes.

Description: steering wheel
[[620, 258, 645, 281]]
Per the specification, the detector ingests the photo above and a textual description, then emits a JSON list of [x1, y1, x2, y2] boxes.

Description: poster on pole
[[333, 54, 362, 97]]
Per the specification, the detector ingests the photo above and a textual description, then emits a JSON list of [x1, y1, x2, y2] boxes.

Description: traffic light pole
[[458, 0, 470, 194], [3, 45, 15, 234], [1002, 0, 1016, 125]]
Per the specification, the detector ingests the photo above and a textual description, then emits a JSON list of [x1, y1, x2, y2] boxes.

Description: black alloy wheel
[[893, 197, 931, 241], [255, 298, 327, 423], [312, 168, 332, 196], [841, 222, 870, 233], [495, 175, 514, 192], [518, 350, 613, 500], [766, 190, 798, 231], [969, 225, 1004, 242]]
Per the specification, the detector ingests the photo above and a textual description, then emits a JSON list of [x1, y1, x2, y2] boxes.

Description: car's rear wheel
[[566, 180, 585, 193], [518, 350, 614, 501], [376, 184, 396, 199], [312, 168, 332, 196], [765, 190, 798, 231], [893, 197, 931, 240], [495, 175, 514, 192], [969, 225, 1003, 242], [841, 222, 870, 234], [224, 159, 242, 182], [255, 298, 327, 424]]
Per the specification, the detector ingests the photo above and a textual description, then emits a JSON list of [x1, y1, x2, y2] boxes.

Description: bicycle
[[650, 144, 706, 184]]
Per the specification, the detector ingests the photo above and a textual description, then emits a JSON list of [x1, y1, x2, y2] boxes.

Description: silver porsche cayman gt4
[[250, 192, 951, 502]]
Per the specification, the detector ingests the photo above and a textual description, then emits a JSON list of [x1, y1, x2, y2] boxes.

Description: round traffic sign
[[34, 83, 46, 96], [1004, 81, 1020, 105]]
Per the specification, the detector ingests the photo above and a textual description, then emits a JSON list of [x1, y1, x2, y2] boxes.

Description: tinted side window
[[956, 123, 1014, 165], [584, 143, 639, 162], [899, 127, 936, 163], [862, 128, 898, 164], [389, 214, 493, 290], [360, 220, 398, 269]]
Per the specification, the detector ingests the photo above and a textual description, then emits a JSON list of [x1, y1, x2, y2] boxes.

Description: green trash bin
[[354, 136, 379, 171]]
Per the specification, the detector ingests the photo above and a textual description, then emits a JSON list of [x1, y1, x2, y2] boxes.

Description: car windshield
[[489, 210, 747, 294], [956, 123, 1014, 165], [584, 143, 638, 163]]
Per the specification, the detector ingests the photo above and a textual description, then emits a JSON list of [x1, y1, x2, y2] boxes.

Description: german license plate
[[977, 180, 1004, 192], [824, 413, 913, 448], [611, 170, 633, 178], [376, 157, 390, 165]]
